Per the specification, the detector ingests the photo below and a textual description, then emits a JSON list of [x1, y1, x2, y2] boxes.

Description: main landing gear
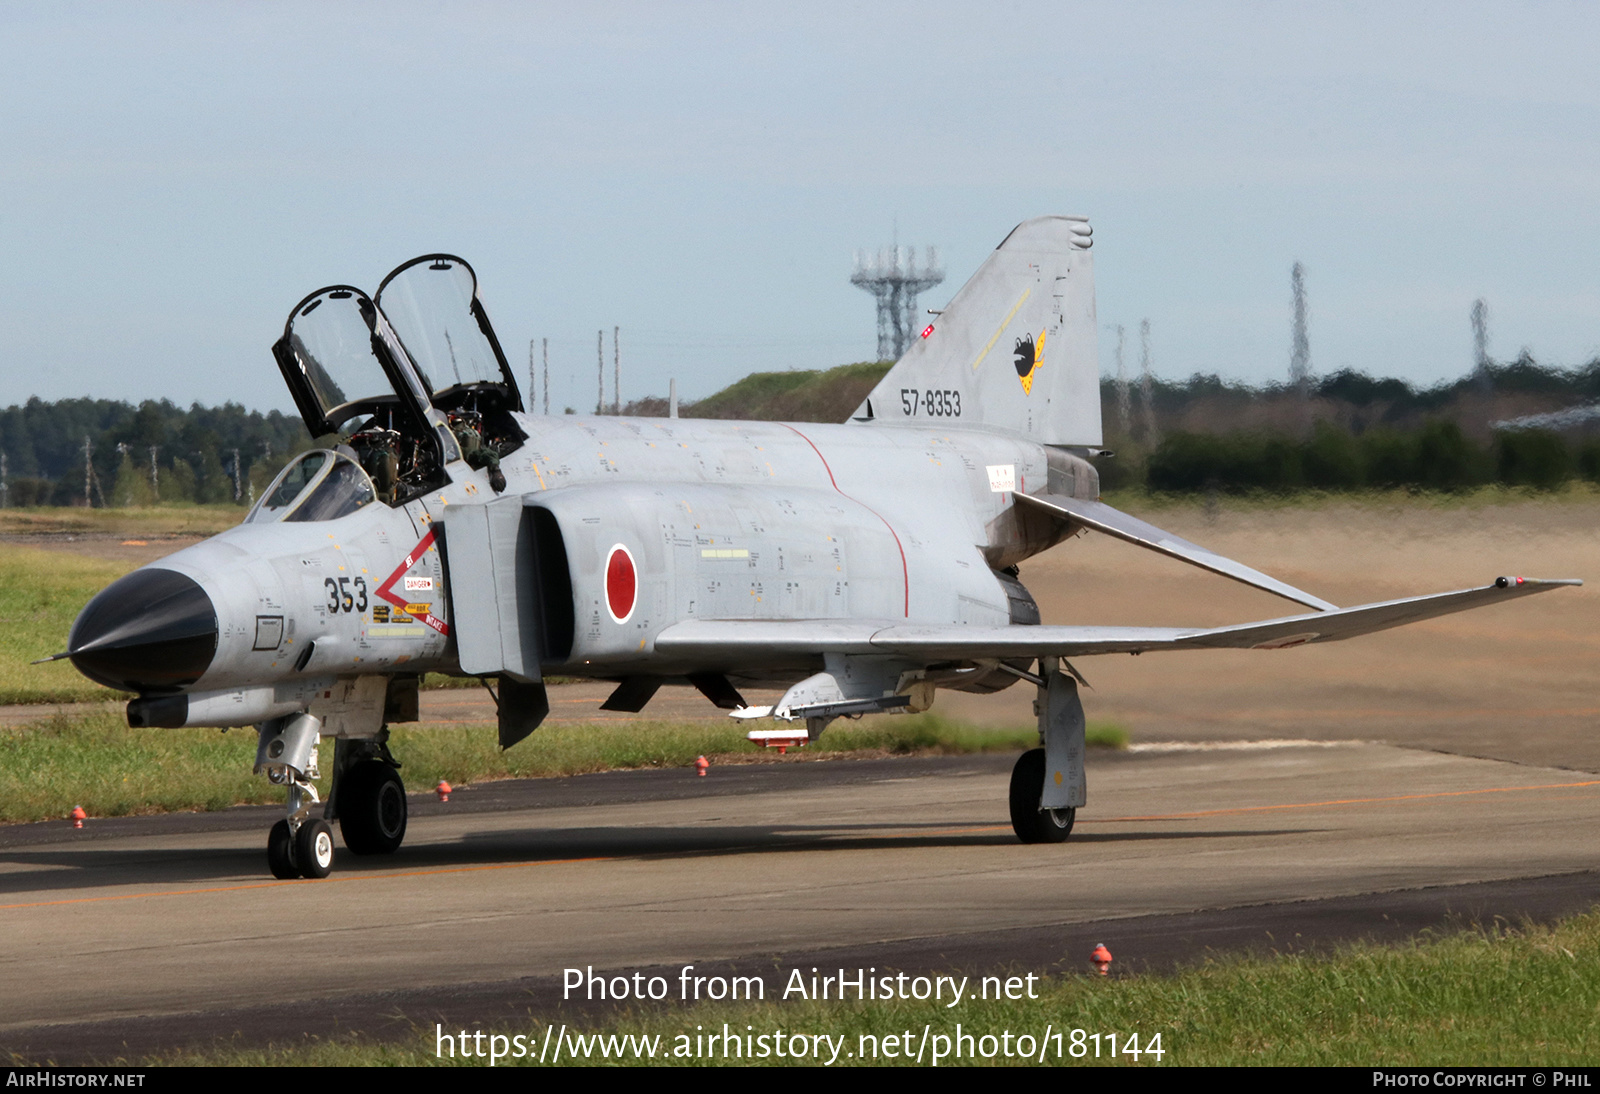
[[1009, 660, 1087, 845], [334, 746, 407, 856], [256, 716, 409, 879]]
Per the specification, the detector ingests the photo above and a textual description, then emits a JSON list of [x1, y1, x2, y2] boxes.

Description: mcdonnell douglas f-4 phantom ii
[[57, 217, 1579, 878]]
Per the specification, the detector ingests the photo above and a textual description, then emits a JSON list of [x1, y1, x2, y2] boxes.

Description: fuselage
[[72, 412, 1092, 728]]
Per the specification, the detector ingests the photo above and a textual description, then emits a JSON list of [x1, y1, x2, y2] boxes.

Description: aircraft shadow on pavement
[[0, 824, 1317, 895]]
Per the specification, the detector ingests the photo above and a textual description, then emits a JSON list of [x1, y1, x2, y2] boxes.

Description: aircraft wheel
[[338, 761, 408, 855], [295, 818, 336, 879], [1009, 748, 1075, 844], [267, 819, 298, 879]]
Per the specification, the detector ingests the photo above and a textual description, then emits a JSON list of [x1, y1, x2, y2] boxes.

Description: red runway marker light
[[695, 755, 709, 777], [436, 780, 452, 803], [1091, 943, 1112, 976], [71, 805, 86, 829]]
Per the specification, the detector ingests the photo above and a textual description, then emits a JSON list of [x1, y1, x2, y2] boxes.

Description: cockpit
[[271, 256, 526, 508]]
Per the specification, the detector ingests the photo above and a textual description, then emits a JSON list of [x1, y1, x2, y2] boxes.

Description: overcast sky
[[2, 2, 1596, 416]]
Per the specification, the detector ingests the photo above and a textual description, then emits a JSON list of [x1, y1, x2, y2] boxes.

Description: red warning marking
[[606, 544, 637, 624], [376, 530, 450, 636]]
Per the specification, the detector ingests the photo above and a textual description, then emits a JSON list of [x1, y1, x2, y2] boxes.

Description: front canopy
[[272, 286, 436, 439]]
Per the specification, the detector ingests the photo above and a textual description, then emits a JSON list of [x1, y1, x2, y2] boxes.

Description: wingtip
[[1494, 576, 1583, 589]]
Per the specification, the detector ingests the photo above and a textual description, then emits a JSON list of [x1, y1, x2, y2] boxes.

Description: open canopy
[[375, 255, 522, 412], [272, 286, 435, 439]]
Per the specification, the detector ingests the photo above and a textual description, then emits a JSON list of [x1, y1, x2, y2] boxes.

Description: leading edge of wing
[[652, 578, 1580, 660], [1014, 493, 1340, 613]]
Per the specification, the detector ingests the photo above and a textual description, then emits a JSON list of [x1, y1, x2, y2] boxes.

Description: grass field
[[0, 508, 242, 703], [162, 909, 1600, 1066], [0, 547, 131, 703], [0, 709, 1127, 825]]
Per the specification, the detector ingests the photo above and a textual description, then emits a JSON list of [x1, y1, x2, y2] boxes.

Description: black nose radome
[[68, 569, 218, 693]]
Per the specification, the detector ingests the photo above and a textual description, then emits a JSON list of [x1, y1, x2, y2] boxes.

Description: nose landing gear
[[257, 712, 334, 879], [256, 719, 412, 878]]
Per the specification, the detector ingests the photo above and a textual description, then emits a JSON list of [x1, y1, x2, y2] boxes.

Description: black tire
[[338, 761, 408, 855], [295, 818, 335, 878], [1008, 748, 1075, 844], [267, 819, 298, 879]]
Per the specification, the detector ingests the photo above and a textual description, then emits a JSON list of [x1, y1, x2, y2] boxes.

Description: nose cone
[[68, 568, 218, 692]]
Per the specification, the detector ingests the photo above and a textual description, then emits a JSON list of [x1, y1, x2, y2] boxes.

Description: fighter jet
[[58, 218, 1578, 879]]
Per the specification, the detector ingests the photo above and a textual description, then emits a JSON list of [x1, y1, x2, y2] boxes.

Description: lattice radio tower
[[1289, 261, 1311, 395], [851, 245, 945, 361]]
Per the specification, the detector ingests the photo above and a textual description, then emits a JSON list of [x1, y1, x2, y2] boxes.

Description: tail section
[[851, 216, 1101, 446]]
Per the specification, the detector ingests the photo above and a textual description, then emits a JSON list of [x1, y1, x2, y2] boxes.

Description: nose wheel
[[266, 816, 336, 878], [295, 820, 335, 878], [267, 820, 297, 879]]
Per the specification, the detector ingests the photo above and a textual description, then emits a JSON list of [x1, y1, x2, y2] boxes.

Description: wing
[[1013, 492, 1338, 612], [653, 577, 1579, 662]]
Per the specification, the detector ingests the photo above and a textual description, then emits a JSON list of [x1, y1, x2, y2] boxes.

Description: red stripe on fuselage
[[780, 424, 910, 618]]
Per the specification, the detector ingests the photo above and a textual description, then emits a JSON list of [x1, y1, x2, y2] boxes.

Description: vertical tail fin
[[851, 216, 1101, 446]]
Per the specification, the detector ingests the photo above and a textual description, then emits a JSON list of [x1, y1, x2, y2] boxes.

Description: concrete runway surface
[[3, 742, 1599, 1061]]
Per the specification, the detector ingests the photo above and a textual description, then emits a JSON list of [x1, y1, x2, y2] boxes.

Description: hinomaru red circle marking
[[605, 544, 637, 623]]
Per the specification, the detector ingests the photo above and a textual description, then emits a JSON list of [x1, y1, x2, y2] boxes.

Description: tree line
[[0, 398, 310, 508], [1096, 357, 1600, 494], [5, 356, 1599, 507], [1102, 421, 1600, 494]]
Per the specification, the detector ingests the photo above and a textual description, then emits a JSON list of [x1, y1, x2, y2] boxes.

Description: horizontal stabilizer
[[1015, 493, 1337, 612], [654, 577, 1579, 662]]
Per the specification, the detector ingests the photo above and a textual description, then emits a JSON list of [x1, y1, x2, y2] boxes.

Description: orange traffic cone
[[695, 755, 709, 777], [1090, 943, 1113, 976], [71, 805, 87, 829], [436, 780, 452, 803]]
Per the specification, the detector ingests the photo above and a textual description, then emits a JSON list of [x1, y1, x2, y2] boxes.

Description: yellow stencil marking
[[971, 287, 1031, 371]]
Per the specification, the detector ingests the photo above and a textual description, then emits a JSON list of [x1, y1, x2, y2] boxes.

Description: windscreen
[[254, 451, 328, 520], [282, 290, 397, 423], [377, 258, 505, 396], [247, 451, 375, 524], [285, 458, 376, 522]]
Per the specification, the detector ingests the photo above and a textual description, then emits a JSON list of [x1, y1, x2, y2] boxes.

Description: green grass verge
[[160, 910, 1600, 1066], [0, 546, 132, 704], [0, 710, 1127, 825], [0, 511, 244, 703]]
